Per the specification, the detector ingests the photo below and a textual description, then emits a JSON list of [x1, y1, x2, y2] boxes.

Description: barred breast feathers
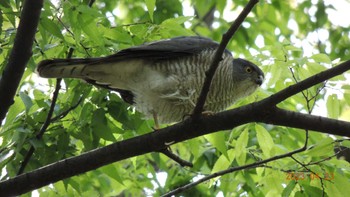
[[143, 49, 236, 118]]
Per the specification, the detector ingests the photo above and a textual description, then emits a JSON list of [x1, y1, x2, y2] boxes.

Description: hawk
[[37, 36, 264, 124]]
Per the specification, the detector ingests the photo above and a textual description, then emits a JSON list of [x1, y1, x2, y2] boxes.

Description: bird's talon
[[165, 141, 175, 146], [202, 111, 215, 116]]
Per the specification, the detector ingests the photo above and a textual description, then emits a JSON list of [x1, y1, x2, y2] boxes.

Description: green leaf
[[256, 124, 274, 158], [344, 93, 350, 106], [101, 164, 125, 185], [40, 18, 64, 39], [76, 5, 103, 18], [77, 14, 103, 46], [0, 149, 14, 164], [311, 53, 332, 64], [204, 132, 228, 159], [235, 129, 248, 165], [282, 181, 296, 197], [306, 61, 326, 76], [331, 171, 350, 194], [342, 85, 350, 90], [107, 101, 129, 123], [162, 16, 192, 25], [285, 45, 302, 52], [267, 61, 283, 87], [100, 26, 132, 44], [211, 149, 235, 174], [145, 0, 156, 22], [92, 109, 116, 141], [159, 16, 194, 37], [341, 140, 350, 149], [29, 138, 45, 149], [19, 92, 33, 113], [326, 94, 340, 119], [305, 138, 334, 157], [301, 184, 324, 196], [3, 96, 25, 130]]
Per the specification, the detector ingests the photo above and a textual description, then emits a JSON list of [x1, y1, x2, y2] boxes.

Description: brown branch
[[159, 148, 193, 167], [191, 0, 259, 117], [0, 0, 43, 123], [0, 58, 350, 195], [260, 107, 350, 137]]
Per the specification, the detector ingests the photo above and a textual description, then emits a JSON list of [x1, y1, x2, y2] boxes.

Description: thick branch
[[1, 56, 350, 194], [192, 0, 259, 116], [261, 107, 350, 137], [0, 0, 43, 123], [1, 99, 350, 195]]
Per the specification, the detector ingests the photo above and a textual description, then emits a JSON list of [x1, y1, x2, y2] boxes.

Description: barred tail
[[36, 58, 100, 79]]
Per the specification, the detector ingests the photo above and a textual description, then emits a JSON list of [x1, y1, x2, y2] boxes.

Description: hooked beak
[[255, 75, 264, 86]]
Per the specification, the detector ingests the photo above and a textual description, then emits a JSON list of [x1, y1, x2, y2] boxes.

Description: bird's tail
[[36, 58, 101, 78]]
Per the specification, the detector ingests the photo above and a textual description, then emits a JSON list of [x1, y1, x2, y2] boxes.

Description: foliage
[[1, 0, 350, 196]]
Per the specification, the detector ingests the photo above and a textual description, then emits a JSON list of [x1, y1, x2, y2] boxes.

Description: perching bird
[[37, 36, 264, 124]]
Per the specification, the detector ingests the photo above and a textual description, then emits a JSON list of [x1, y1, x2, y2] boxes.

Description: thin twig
[[159, 148, 193, 167], [262, 60, 350, 106], [291, 155, 326, 196], [16, 0, 96, 174], [17, 48, 74, 175], [162, 142, 307, 197], [163, 108, 310, 196], [50, 97, 83, 122], [17, 78, 62, 175], [191, 0, 259, 117]]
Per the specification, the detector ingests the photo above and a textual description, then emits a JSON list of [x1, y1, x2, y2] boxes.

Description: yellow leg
[[153, 112, 160, 130]]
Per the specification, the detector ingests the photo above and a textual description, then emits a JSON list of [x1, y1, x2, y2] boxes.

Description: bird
[[37, 36, 264, 125]]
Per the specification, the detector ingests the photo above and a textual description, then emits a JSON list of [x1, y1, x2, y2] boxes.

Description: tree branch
[[17, 48, 74, 175], [17, 78, 62, 175], [162, 139, 308, 197], [1, 63, 350, 195], [0, 0, 43, 123], [1, 0, 349, 194], [261, 107, 350, 137], [192, 0, 259, 117], [50, 97, 83, 122]]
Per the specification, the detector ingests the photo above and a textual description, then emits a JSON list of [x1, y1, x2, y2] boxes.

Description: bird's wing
[[37, 36, 228, 78], [36, 36, 228, 104], [102, 36, 224, 61]]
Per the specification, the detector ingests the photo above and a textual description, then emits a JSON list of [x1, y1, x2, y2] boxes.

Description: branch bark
[[0, 0, 43, 123], [1, 0, 350, 195], [1, 57, 350, 195]]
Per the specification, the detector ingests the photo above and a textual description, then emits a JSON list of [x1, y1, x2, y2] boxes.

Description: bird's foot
[[202, 110, 215, 116], [152, 112, 160, 130]]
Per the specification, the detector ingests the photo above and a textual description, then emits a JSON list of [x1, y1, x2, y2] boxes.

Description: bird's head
[[231, 58, 264, 98]]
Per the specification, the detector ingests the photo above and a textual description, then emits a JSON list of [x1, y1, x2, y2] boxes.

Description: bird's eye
[[245, 67, 252, 73]]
